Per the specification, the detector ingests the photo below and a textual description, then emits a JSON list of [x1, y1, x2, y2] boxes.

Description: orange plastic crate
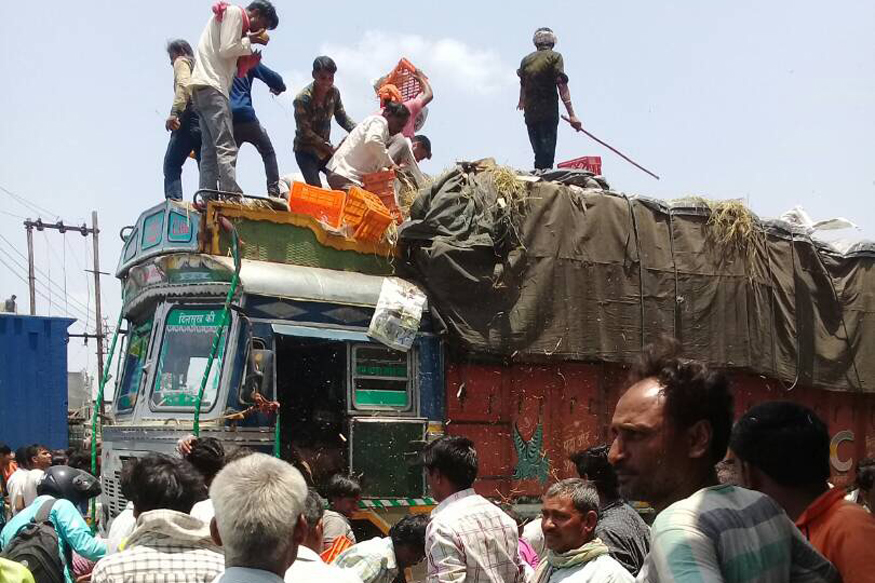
[[343, 187, 386, 228], [362, 170, 401, 222], [353, 205, 393, 242], [287, 182, 345, 228]]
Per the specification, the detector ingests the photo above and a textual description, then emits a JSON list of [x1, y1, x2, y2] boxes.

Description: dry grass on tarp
[[674, 196, 765, 265]]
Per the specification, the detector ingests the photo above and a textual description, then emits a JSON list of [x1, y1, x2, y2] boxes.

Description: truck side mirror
[[243, 346, 274, 402]]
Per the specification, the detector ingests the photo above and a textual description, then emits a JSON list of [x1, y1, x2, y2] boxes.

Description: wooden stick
[[561, 115, 660, 180]]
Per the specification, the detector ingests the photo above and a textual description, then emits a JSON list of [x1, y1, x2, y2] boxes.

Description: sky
[[1, 0, 874, 385]]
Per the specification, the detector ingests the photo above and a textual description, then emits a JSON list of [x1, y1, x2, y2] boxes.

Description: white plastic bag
[[368, 278, 427, 351]]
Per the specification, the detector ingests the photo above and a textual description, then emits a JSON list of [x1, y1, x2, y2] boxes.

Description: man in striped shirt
[[608, 340, 839, 583]]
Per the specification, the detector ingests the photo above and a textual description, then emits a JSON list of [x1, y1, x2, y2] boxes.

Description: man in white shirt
[[326, 102, 410, 191], [422, 436, 523, 583], [189, 1, 276, 194], [210, 454, 308, 583], [389, 134, 431, 188], [335, 514, 428, 583], [534, 479, 633, 583], [285, 489, 358, 583], [17, 445, 52, 514], [5, 447, 31, 517]]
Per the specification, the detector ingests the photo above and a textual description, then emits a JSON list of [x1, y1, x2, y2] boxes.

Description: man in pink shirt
[[400, 70, 433, 139]]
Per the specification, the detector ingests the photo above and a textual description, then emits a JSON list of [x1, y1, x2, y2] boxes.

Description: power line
[[0, 255, 85, 320], [0, 234, 94, 318], [0, 243, 93, 323], [0, 184, 60, 220]]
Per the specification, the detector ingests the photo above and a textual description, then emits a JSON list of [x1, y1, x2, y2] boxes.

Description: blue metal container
[[0, 314, 75, 450]]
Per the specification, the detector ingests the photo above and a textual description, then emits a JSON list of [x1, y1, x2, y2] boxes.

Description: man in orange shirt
[[731, 401, 875, 583]]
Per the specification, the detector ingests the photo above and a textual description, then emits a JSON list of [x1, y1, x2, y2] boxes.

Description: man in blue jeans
[[231, 61, 285, 197], [517, 27, 582, 170], [163, 39, 201, 200]]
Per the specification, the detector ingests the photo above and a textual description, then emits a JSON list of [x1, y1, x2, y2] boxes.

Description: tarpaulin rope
[[89, 306, 124, 532], [193, 218, 241, 436]]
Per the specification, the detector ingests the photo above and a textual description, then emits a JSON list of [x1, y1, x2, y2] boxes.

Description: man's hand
[[165, 116, 180, 132], [249, 29, 269, 45], [177, 434, 197, 456], [269, 87, 285, 96], [567, 115, 583, 132]]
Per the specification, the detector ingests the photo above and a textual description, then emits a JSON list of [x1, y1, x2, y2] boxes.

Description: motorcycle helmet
[[37, 465, 102, 506]]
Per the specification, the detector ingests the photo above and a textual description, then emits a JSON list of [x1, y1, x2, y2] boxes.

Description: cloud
[[277, 30, 517, 118]]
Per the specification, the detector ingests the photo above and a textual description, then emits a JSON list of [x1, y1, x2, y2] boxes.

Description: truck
[[99, 167, 875, 534], [99, 197, 444, 536]]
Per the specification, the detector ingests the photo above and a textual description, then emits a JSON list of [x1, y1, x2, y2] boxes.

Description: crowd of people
[[3, 339, 874, 583], [161, 2, 584, 202]]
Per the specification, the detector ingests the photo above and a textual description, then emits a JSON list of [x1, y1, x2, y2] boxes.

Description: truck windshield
[[150, 307, 228, 410], [115, 319, 153, 413]]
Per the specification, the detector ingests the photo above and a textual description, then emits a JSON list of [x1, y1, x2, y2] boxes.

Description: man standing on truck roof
[[731, 402, 875, 583], [517, 27, 582, 171], [163, 39, 201, 201], [422, 436, 523, 583], [293, 56, 358, 187], [188, 1, 278, 195], [231, 59, 286, 197], [608, 340, 840, 583]]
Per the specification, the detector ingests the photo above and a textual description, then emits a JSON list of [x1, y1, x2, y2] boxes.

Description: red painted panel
[[447, 422, 513, 497], [445, 361, 875, 498], [446, 363, 509, 423]]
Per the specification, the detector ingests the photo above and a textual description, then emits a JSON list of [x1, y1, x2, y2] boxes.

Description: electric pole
[[23, 214, 107, 414], [26, 223, 36, 315], [91, 211, 106, 418]]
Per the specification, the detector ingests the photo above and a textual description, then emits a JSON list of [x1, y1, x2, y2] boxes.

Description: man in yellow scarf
[[535, 479, 634, 583]]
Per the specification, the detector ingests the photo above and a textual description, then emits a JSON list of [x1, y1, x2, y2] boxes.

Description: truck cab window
[[115, 319, 153, 413], [150, 307, 228, 410], [351, 344, 412, 410]]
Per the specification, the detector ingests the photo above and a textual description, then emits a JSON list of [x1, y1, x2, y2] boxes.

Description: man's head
[[67, 449, 92, 474], [389, 514, 429, 569], [185, 437, 225, 487], [533, 27, 557, 50], [301, 488, 326, 552], [730, 402, 830, 499], [322, 474, 361, 517], [312, 56, 337, 92], [245, 1, 279, 31], [51, 449, 68, 466], [14, 446, 29, 470], [608, 339, 733, 511], [411, 135, 432, 162], [128, 453, 205, 517], [570, 445, 619, 503], [166, 39, 193, 64], [38, 466, 101, 506], [0, 443, 11, 467], [211, 453, 308, 575], [856, 459, 875, 510], [541, 479, 600, 553], [421, 436, 478, 502], [382, 101, 411, 136], [27, 444, 53, 471]]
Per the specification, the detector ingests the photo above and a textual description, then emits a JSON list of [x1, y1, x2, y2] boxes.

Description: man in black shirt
[[570, 445, 651, 576]]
